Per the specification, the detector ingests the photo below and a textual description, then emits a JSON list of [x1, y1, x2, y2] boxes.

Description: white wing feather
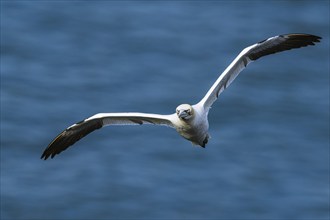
[[41, 112, 176, 159], [198, 34, 321, 109], [88, 112, 175, 127]]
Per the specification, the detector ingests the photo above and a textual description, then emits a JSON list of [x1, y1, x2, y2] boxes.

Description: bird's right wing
[[198, 34, 321, 109], [41, 112, 176, 160]]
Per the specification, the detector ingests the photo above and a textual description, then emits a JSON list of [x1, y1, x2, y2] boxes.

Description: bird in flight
[[41, 33, 321, 160]]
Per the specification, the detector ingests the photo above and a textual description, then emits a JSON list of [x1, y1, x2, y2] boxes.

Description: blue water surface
[[1, 1, 329, 219]]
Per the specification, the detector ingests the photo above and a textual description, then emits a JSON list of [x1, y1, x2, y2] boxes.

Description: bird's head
[[176, 104, 194, 120]]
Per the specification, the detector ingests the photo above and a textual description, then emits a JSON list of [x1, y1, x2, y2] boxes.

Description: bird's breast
[[175, 119, 209, 147]]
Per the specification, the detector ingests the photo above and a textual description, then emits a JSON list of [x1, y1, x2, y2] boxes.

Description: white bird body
[[41, 33, 321, 160], [81, 103, 210, 147], [175, 103, 210, 146]]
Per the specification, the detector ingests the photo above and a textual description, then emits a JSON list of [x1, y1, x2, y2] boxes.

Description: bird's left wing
[[198, 33, 321, 109], [41, 112, 175, 160]]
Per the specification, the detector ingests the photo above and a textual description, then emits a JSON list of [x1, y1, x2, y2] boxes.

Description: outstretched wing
[[198, 33, 321, 109], [41, 113, 175, 160]]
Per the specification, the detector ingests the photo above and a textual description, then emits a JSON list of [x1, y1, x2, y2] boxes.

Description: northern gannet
[[41, 33, 321, 160]]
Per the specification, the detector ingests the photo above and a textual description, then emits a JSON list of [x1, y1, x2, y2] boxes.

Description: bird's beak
[[178, 110, 188, 119]]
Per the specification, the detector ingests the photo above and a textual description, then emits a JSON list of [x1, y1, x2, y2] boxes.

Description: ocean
[[1, 1, 329, 219]]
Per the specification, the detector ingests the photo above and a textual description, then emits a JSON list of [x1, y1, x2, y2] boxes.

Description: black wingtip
[[41, 118, 103, 160], [249, 33, 321, 61], [283, 33, 322, 45], [280, 33, 321, 39], [40, 153, 48, 160], [40, 151, 54, 160]]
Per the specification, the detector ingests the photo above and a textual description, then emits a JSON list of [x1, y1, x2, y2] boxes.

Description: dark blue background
[[1, 1, 329, 219]]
